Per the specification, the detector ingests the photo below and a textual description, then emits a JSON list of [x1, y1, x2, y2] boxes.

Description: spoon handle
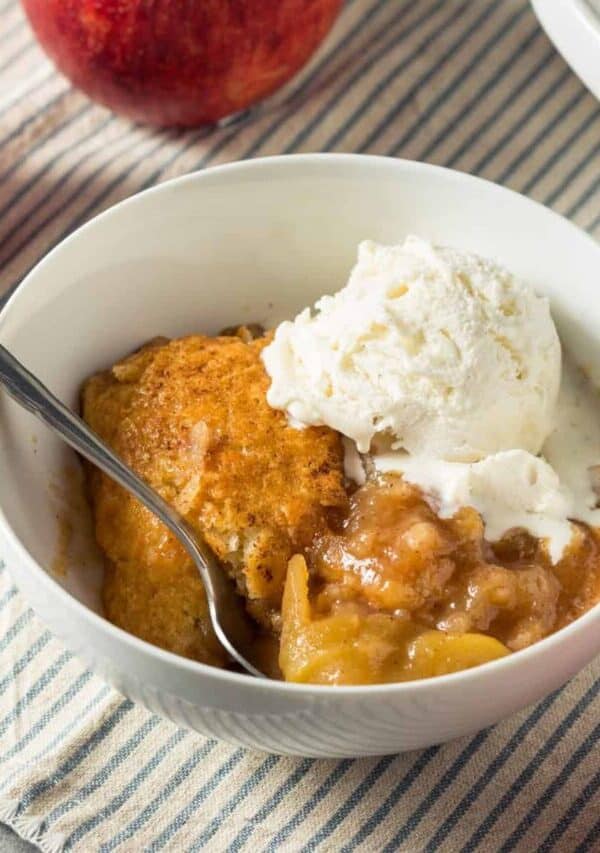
[[0, 344, 263, 677], [0, 344, 188, 535]]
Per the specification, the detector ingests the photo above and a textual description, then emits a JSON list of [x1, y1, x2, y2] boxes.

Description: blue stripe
[[384, 730, 492, 852], [16, 699, 134, 813], [356, 2, 499, 154], [0, 17, 25, 47], [0, 126, 167, 296], [287, 0, 453, 155], [575, 812, 600, 853], [588, 210, 600, 234], [130, 125, 216, 196], [146, 748, 247, 852], [0, 116, 123, 251], [423, 689, 561, 852], [472, 101, 600, 230], [0, 121, 143, 244], [533, 145, 600, 223], [184, 110, 254, 172], [63, 728, 189, 850], [501, 715, 600, 852], [0, 116, 213, 272], [202, 758, 316, 853], [290, 2, 446, 153], [263, 759, 354, 853], [418, 26, 544, 163], [188, 754, 281, 851], [546, 768, 600, 853], [384, 5, 529, 156], [239, 0, 398, 160], [0, 67, 55, 123], [0, 610, 39, 668], [0, 117, 212, 278], [565, 173, 600, 219], [0, 101, 96, 192], [100, 739, 218, 852], [48, 128, 182, 236], [0, 121, 183, 308], [0, 684, 112, 794], [497, 88, 589, 184], [301, 755, 395, 852], [444, 46, 556, 169], [0, 37, 34, 76], [44, 716, 160, 826], [461, 677, 600, 853], [0, 623, 47, 691], [0, 670, 94, 766], [0, 90, 74, 172], [0, 650, 71, 740], [341, 748, 439, 852], [189, 123, 246, 173], [548, 139, 600, 208], [523, 112, 600, 197], [0, 0, 18, 14], [471, 64, 571, 174], [0, 583, 17, 611]]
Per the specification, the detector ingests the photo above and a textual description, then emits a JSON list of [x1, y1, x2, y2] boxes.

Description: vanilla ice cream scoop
[[263, 236, 561, 459]]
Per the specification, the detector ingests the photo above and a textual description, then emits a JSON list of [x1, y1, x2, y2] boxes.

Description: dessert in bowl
[[1, 155, 599, 756], [80, 235, 600, 686]]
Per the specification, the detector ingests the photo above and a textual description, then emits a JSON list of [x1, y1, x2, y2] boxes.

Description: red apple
[[21, 0, 342, 127]]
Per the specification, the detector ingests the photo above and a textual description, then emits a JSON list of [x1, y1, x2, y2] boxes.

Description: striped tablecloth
[[1, 1, 600, 850]]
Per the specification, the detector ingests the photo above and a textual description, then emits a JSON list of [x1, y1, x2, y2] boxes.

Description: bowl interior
[[1, 154, 600, 622]]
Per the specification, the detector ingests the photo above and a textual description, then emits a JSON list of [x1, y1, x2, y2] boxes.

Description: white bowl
[[1, 154, 600, 758], [531, 0, 600, 101]]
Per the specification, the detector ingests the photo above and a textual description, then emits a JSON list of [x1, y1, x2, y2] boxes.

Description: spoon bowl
[[0, 343, 265, 679]]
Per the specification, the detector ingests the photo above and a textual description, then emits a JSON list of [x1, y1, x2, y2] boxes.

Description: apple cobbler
[[80, 327, 600, 685]]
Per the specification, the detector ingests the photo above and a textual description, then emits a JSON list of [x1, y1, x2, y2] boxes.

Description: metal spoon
[[0, 344, 265, 678]]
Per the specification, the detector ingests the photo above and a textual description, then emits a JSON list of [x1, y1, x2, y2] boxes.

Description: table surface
[[0, 1, 599, 851]]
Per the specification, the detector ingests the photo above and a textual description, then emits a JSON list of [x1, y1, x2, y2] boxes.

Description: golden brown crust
[[82, 334, 347, 663]]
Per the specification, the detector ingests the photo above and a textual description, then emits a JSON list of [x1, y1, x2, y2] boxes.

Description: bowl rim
[[2, 151, 600, 697], [531, 0, 600, 102]]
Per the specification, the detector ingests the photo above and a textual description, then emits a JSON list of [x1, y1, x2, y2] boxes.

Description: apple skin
[[21, 0, 342, 127]]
